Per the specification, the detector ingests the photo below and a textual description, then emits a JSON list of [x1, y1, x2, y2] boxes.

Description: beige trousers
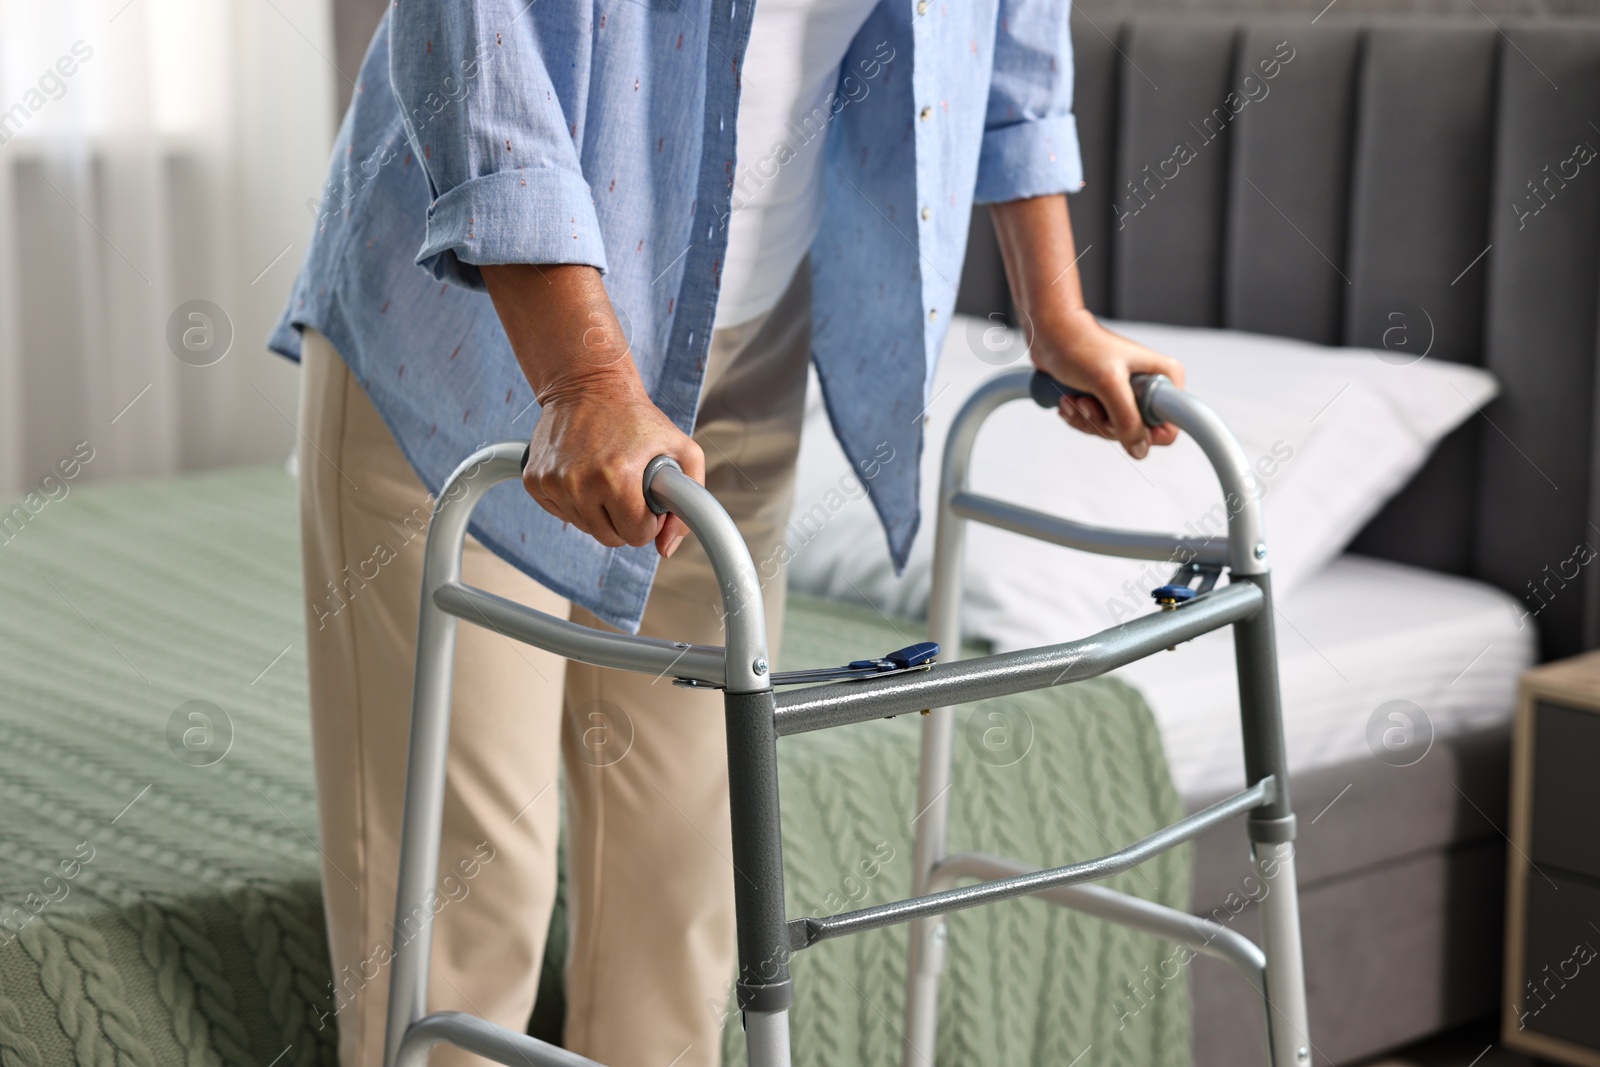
[[296, 266, 810, 1067]]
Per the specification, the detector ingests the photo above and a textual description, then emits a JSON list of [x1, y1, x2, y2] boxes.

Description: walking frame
[[381, 370, 1312, 1067]]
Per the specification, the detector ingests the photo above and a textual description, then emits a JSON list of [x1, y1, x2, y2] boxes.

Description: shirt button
[[928, 308, 937, 321], [920, 206, 931, 220], [916, 0, 928, 12], [920, 106, 933, 121]]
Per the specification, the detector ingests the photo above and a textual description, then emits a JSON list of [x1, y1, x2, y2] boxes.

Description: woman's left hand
[[1025, 305, 1186, 459], [987, 193, 1185, 460]]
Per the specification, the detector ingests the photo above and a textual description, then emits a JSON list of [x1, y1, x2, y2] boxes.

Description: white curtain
[[0, 0, 337, 494]]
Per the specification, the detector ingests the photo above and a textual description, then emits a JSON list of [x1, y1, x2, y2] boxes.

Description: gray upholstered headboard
[[956, 11, 1600, 662]]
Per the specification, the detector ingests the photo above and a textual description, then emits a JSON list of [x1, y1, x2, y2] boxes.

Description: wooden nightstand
[[1502, 651, 1600, 1066]]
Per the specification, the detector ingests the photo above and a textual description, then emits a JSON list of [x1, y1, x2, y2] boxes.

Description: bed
[[0, 467, 1193, 1067], [1123, 554, 1531, 804]]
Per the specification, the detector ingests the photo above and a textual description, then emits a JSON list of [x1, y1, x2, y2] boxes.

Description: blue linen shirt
[[270, 0, 1082, 633]]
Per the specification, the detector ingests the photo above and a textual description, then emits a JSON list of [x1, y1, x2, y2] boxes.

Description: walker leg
[[903, 487, 968, 1067], [381, 458, 496, 1067], [1232, 573, 1311, 1067], [382, 580, 461, 1067], [726, 686, 794, 1067], [1254, 840, 1310, 1066], [903, 706, 955, 1067], [744, 1009, 792, 1067]]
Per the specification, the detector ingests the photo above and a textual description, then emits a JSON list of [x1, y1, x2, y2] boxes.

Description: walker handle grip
[[642, 455, 682, 516], [1027, 370, 1169, 429], [515, 444, 684, 524], [515, 445, 682, 519]]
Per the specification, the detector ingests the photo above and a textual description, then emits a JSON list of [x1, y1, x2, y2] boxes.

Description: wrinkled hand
[[522, 374, 705, 557], [482, 262, 705, 559], [1027, 307, 1186, 459]]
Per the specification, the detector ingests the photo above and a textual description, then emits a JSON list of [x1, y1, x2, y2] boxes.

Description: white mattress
[[1114, 555, 1536, 802]]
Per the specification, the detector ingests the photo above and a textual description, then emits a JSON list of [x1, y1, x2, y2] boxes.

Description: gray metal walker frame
[[382, 371, 1312, 1067]]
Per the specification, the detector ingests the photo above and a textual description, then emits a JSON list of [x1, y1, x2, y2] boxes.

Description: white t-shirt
[[713, 0, 879, 329]]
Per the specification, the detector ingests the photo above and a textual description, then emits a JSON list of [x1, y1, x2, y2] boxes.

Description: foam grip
[[1028, 369, 1092, 410]]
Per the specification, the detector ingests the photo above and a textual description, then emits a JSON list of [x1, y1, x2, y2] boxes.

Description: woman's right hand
[[483, 262, 703, 558], [521, 374, 704, 556]]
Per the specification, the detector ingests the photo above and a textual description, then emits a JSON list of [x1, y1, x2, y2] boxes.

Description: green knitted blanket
[[0, 467, 1190, 1067]]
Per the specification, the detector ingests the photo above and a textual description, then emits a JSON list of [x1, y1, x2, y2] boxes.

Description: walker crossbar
[[788, 774, 1274, 950], [771, 578, 1264, 734], [395, 1012, 603, 1067], [926, 852, 1267, 992], [383, 371, 1311, 1067], [432, 578, 728, 685], [917, 851, 1275, 1056], [947, 489, 1232, 566]]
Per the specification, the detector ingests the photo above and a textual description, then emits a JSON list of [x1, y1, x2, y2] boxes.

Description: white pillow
[[785, 317, 1498, 653]]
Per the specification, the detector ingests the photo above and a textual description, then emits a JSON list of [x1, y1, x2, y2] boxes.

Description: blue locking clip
[[1151, 584, 1198, 609]]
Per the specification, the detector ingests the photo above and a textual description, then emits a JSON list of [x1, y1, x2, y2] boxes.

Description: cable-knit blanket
[[0, 468, 1189, 1067]]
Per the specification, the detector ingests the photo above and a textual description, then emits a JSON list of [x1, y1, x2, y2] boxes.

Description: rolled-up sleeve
[[390, 1, 608, 289], [972, 0, 1085, 205]]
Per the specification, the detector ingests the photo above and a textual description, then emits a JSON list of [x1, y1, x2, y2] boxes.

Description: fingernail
[[1076, 398, 1097, 420], [1131, 440, 1149, 460], [664, 534, 684, 558]]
